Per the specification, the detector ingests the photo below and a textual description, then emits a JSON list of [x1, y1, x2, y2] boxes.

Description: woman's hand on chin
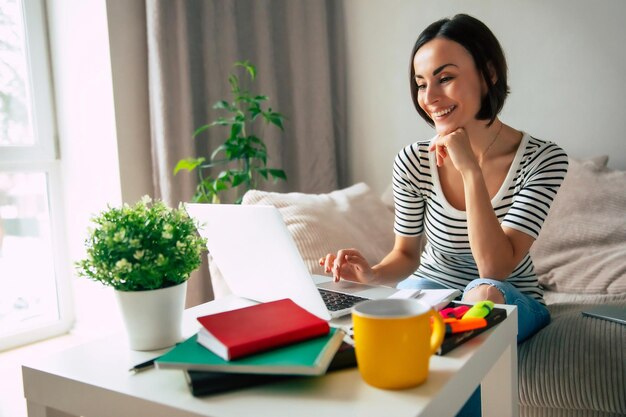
[[429, 128, 479, 172]]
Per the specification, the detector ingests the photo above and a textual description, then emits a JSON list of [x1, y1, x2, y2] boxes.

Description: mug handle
[[428, 309, 445, 354]]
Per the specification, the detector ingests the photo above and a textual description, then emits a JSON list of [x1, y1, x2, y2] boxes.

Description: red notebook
[[196, 299, 330, 360]]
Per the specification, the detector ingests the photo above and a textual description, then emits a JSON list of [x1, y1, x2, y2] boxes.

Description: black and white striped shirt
[[392, 133, 569, 304]]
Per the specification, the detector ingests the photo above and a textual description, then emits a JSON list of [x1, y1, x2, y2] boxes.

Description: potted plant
[[174, 60, 287, 204], [76, 196, 206, 351]]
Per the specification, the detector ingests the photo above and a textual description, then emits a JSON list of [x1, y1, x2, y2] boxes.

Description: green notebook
[[155, 327, 345, 376]]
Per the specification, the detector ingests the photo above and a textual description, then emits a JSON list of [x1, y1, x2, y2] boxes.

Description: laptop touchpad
[[317, 280, 395, 299]]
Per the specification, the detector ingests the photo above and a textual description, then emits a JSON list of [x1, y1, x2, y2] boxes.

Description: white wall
[[344, 0, 626, 194], [47, 0, 124, 335], [45, 0, 156, 340]]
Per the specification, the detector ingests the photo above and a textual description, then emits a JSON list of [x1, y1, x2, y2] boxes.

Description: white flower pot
[[115, 281, 187, 351]]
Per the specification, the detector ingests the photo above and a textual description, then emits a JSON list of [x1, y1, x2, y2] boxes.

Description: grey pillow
[[531, 157, 626, 294]]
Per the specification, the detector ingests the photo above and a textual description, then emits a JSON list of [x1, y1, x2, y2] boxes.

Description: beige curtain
[[145, 0, 348, 307]]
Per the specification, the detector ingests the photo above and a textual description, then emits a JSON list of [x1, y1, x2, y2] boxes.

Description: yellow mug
[[352, 298, 445, 390]]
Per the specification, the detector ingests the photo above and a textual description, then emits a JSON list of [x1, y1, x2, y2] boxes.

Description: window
[[0, 0, 72, 350]]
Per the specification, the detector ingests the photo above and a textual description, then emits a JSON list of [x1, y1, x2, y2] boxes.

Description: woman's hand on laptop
[[319, 249, 374, 283]]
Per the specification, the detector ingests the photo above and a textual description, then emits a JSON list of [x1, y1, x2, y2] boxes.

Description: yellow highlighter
[[462, 300, 495, 319]]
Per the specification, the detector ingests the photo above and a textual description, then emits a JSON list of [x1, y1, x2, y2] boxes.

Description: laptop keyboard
[[318, 288, 368, 312]]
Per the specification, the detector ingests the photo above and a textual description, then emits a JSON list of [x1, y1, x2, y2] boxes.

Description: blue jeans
[[397, 277, 551, 416]]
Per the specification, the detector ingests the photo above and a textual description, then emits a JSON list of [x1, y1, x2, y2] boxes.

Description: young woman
[[320, 14, 568, 344]]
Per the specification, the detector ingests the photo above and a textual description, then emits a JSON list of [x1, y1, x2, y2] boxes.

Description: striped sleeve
[[502, 141, 569, 239], [392, 144, 426, 236]]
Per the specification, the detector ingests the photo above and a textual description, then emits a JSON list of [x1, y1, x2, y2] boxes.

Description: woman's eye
[[416, 84, 426, 91], [440, 76, 454, 84]]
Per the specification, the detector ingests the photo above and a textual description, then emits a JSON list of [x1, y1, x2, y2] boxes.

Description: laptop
[[184, 203, 402, 320]]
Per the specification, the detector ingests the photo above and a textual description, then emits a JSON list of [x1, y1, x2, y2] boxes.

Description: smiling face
[[413, 38, 488, 135]]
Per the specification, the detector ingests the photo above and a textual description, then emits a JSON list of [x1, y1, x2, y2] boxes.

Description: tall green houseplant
[[174, 61, 286, 204]]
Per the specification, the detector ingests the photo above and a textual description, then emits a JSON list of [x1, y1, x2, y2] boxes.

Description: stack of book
[[155, 299, 352, 396]]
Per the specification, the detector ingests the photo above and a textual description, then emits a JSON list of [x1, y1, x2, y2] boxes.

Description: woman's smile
[[431, 105, 456, 119]]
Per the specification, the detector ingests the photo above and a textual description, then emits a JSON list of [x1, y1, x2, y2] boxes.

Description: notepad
[[417, 288, 461, 311]]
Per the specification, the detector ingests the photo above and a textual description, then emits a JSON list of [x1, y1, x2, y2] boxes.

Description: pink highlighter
[[440, 305, 470, 319]]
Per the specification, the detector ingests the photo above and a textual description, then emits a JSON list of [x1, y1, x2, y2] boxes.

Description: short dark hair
[[409, 14, 510, 126]]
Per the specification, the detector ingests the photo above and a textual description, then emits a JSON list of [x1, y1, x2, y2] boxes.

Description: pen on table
[[387, 289, 422, 299], [129, 342, 181, 373], [129, 356, 160, 373]]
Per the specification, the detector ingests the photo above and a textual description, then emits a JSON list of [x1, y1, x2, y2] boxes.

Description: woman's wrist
[[460, 163, 483, 181], [370, 264, 384, 285], [370, 264, 400, 286]]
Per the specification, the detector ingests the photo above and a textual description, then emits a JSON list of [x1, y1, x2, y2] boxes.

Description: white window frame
[[0, 0, 73, 351]]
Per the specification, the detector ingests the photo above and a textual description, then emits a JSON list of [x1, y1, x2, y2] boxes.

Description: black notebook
[[184, 341, 356, 397], [436, 302, 508, 356]]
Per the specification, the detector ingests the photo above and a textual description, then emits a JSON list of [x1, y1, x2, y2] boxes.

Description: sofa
[[209, 156, 626, 417]]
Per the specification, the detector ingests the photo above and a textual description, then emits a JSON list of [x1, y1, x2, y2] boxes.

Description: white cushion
[[242, 183, 396, 273]]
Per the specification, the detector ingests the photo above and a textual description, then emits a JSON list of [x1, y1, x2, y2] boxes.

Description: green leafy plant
[[75, 196, 207, 292], [174, 61, 287, 204]]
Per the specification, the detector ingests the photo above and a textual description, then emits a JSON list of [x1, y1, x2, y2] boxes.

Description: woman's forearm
[[371, 236, 423, 285], [461, 167, 516, 279]]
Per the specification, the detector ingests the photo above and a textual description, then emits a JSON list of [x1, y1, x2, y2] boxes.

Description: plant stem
[[197, 167, 209, 202], [244, 157, 251, 191]]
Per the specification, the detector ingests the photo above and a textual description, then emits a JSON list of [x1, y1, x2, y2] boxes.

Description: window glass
[[0, 0, 35, 147], [0, 171, 59, 335], [0, 0, 71, 351]]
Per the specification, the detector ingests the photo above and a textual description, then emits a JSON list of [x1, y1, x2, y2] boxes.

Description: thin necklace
[[479, 122, 504, 165]]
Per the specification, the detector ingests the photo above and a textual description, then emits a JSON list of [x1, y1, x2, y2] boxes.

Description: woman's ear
[[480, 62, 498, 95], [487, 62, 498, 85]]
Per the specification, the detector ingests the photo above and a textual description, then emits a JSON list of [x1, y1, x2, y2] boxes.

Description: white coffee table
[[22, 297, 518, 417]]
